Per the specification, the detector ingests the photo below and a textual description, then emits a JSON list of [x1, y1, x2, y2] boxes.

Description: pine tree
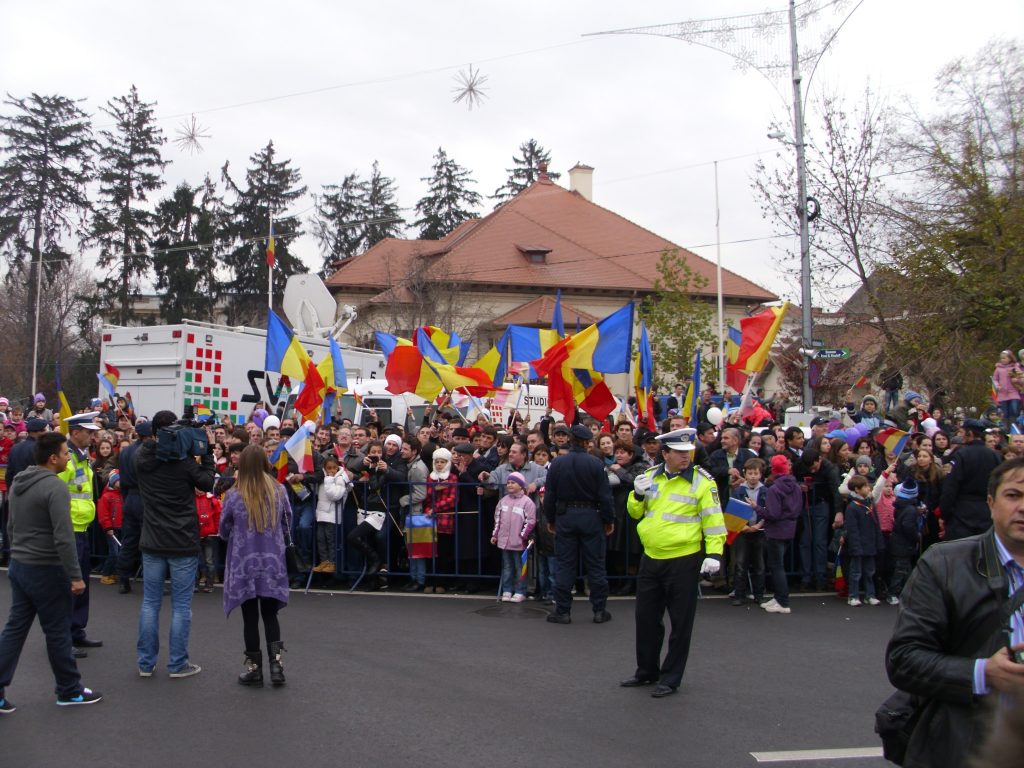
[[221, 140, 308, 325], [362, 160, 404, 248], [0, 93, 93, 349], [152, 177, 223, 323], [91, 85, 168, 325], [414, 147, 482, 240], [312, 172, 368, 276], [491, 138, 560, 204]]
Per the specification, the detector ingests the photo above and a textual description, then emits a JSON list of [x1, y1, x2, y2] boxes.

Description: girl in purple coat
[[760, 454, 804, 615], [219, 445, 293, 688]]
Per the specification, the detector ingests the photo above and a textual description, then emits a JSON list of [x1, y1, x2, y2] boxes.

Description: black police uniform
[[543, 428, 615, 620], [938, 437, 1002, 540]]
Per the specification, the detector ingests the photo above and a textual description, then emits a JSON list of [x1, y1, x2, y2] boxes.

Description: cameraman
[[134, 410, 216, 678]]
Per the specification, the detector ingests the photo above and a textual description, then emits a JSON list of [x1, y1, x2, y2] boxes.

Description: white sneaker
[[867, 597, 881, 606], [511, 593, 526, 603], [886, 595, 900, 606], [760, 598, 779, 611], [501, 592, 513, 602], [848, 597, 862, 607], [763, 601, 791, 614]]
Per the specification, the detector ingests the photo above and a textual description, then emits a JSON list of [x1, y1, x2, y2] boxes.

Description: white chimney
[[568, 163, 594, 202]]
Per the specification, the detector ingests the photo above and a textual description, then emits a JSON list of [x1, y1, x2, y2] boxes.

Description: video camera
[[155, 405, 211, 462]]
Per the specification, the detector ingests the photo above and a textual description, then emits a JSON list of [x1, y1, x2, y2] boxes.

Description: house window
[[516, 244, 551, 264]]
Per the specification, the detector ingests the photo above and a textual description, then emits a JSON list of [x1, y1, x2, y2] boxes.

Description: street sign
[[815, 348, 850, 360]]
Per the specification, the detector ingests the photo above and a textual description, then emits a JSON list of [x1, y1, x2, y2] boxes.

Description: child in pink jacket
[[490, 472, 536, 603]]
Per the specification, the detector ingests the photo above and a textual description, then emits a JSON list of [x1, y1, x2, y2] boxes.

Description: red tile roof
[[489, 295, 598, 328], [325, 178, 776, 302]]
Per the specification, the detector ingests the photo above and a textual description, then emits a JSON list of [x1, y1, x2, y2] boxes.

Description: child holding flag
[[490, 472, 536, 602], [843, 475, 884, 606], [312, 457, 348, 574], [729, 458, 767, 606]]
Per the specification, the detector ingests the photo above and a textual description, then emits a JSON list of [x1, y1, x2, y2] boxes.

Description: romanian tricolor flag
[[317, 337, 348, 422], [268, 442, 291, 483], [725, 325, 748, 393], [294, 359, 327, 424], [123, 391, 136, 420], [405, 513, 436, 559], [283, 421, 315, 473], [633, 321, 656, 431], [416, 329, 494, 396], [56, 364, 73, 435], [508, 325, 563, 378], [733, 303, 789, 374], [193, 402, 213, 421], [473, 330, 510, 388], [545, 303, 635, 375], [97, 362, 120, 399], [874, 427, 910, 457], [520, 540, 533, 581], [992, 376, 1000, 405], [552, 289, 566, 337], [414, 326, 470, 366], [378, 337, 444, 401], [266, 219, 276, 268], [265, 310, 311, 381], [681, 348, 701, 426], [723, 497, 756, 545]]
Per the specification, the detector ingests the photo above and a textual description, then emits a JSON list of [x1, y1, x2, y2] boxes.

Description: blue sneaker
[[0, 697, 16, 714], [56, 687, 102, 706]]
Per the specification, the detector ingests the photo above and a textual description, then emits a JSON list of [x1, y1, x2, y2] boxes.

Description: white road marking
[[751, 747, 884, 762]]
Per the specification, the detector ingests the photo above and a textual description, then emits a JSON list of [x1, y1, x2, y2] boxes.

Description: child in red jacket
[[98, 472, 124, 584], [196, 490, 222, 593]]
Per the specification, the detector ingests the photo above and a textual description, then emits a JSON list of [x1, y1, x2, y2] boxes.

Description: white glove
[[633, 473, 653, 498], [699, 558, 721, 577]]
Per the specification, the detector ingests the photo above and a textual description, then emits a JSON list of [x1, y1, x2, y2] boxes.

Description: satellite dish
[[282, 274, 337, 337]]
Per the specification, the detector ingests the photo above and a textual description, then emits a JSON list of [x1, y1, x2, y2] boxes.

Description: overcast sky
[[2, 0, 1019, 308]]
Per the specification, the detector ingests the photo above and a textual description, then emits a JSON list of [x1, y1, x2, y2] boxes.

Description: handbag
[[283, 526, 308, 574]]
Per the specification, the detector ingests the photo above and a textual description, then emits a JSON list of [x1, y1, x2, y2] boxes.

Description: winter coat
[[218, 484, 292, 616], [196, 493, 222, 539], [992, 361, 1022, 402], [762, 474, 803, 540], [425, 474, 457, 535], [491, 492, 536, 551], [315, 473, 347, 524], [888, 497, 922, 559], [844, 496, 884, 556], [135, 440, 217, 557], [97, 486, 124, 531]]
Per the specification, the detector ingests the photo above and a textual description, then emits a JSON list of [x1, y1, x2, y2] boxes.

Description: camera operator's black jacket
[[135, 441, 216, 557]]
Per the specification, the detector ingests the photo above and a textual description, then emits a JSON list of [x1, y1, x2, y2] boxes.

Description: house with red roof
[[325, 164, 777, 384]]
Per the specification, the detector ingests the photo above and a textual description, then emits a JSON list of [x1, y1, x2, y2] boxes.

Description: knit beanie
[[855, 455, 873, 469], [507, 471, 527, 490], [895, 479, 918, 500], [108, 471, 120, 489], [770, 454, 791, 476]]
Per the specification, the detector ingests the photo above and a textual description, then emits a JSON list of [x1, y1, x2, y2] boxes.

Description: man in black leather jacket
[[886, 457, 1024, 767]]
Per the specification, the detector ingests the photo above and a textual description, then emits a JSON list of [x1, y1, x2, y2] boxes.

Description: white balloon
[[706, 406, 723, 426]]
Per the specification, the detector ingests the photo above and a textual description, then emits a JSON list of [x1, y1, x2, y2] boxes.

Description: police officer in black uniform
[[543, 424, 615, 624], [938, 418, 1003, 541]]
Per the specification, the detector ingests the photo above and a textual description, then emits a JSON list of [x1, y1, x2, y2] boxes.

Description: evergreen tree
[[91, 85, 168, 325], [0, 93, 93, 351], [312, 171, 368, 276], [414, 147, 482, 240], [152, 177, 223, 323], [362, 160, 404, 248], [221, 140, 307, 325], [491, 138, 560, 204]]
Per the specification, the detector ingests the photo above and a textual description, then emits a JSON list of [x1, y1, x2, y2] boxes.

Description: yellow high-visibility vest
[[627, 464, 726, 560]]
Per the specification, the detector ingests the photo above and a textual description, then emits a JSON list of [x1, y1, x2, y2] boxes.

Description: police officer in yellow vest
[[60, 412, 103, 656], [620, 428, 726, 698]]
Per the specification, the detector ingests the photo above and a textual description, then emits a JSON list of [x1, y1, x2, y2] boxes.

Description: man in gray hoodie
[[0, 432, 103, 712]]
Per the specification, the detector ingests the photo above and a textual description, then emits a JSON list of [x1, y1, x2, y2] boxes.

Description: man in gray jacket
[[0, 432, 103, 712]]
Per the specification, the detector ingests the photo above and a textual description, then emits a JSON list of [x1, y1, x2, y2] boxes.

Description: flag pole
[[267, 213, 274, 310]]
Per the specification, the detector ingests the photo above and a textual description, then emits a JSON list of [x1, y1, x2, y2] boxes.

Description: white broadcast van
[[99, 276, 385, 423]]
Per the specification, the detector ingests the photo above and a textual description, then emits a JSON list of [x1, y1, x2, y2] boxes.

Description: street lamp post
[[789, 0, 814, 411]]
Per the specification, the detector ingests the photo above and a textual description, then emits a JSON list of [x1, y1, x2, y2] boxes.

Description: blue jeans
[[409, 558, 426, 585], [137, 553, 198, 673], [799, 502, 829, 585], [292, 499, 315, 565], [101, 531, 121, 576], [0, 560, 82, 699], [848, 555, 876, 599], [884, 389, 899, 412], [765, 538, 791, 607], [1000, 399, 1021, 431], [500, 549, 528, 595]]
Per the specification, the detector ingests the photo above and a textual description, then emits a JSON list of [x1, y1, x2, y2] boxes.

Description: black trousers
[[240, 597, 281, 652], [552, 509, 608, 615], [634, 552, 700, 690], [117, 493, 144, 580], [71, 533, 90, 643]]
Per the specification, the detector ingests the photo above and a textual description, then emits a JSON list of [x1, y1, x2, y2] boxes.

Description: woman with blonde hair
[[219, 445, 292, 687]]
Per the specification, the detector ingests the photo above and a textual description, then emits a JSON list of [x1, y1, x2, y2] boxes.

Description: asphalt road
[[0, 578, 897, 768]]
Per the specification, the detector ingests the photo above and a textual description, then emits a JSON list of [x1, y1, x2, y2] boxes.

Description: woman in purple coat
[[219, 445, 292, 687]]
